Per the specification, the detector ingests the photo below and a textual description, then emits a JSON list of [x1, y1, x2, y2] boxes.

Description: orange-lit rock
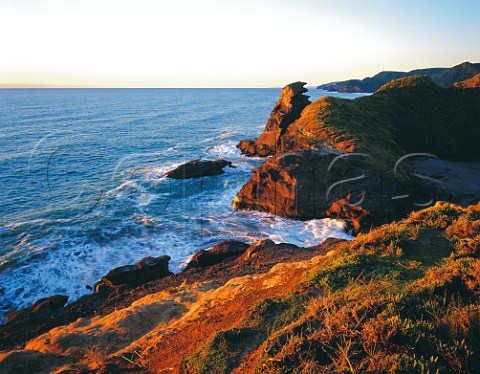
[[237, 81, 311, 156]]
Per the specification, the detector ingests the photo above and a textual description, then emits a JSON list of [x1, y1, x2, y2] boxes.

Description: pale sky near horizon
[[0, 0, 479, 88]]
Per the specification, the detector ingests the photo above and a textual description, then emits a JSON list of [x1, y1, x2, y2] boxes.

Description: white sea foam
[[0, 155, 353, 316], [0, 88, 361, 317], [200, 132, 235, 143]]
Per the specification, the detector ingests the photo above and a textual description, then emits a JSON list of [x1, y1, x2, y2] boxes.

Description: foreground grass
[[181, 201, 480, 373]]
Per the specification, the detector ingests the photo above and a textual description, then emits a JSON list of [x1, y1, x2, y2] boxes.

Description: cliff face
[[237, 81, 311, 156], [234, 77, 480, 231], [2, 202, 480, 373], [317, 61, 480, 93], [233, 151, 393, 232]]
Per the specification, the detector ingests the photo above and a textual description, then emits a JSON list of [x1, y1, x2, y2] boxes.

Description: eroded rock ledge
[[0, 238, 333, 353]]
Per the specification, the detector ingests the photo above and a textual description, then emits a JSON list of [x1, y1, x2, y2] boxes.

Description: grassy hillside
[[285, 76, 480, 165], [180, 201, 480, 373]]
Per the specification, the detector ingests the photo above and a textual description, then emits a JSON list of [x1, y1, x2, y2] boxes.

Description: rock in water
[[184, 240, 249, 270], [237, 81, 311, 156], [166, 159, 233, 179], [94, 255, 172, 291]]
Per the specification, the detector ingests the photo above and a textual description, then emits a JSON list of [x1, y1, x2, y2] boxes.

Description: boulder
[[166, 159, 233, 179], [184, 240, 249, 270], [242, 239, 276, 260], [237, 82, 311, 157], [94, 255, 172, 292]]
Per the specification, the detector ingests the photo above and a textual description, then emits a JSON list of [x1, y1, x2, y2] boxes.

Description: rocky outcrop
[[237, 81, 311, 156], [2, 203, 480, 373], [0, 237, 336, 354], [234, 76, 480, 232], [454, 73, 480, 88], [233, 151, 406, 232], [241, 238, 291, 260], [94, 255, 172, 291], [185, 240, 249, 270], [317, 61, 480, 93], [0, 350, 67, 374], [166, 159, 233, 179]]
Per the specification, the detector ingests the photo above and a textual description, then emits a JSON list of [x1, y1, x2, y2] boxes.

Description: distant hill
[[455, 73, 480, 88], [318, 61, 480, 92]]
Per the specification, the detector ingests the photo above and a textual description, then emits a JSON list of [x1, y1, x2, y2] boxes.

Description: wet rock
[[185, 240, 249, 270], [166, 159, 233, 179], [324, 197, 374, 233], [94, 255, 172, 292], [237, 82, 311, 157]]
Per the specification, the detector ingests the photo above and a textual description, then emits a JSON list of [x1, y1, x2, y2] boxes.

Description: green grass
[[183, 202, 480, 373], [284, 76, 480, 180], [180, 328, 257, 374], [255, 202, 480, 373]]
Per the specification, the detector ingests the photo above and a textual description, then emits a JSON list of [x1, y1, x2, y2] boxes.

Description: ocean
[[0, 88, 361, 316]]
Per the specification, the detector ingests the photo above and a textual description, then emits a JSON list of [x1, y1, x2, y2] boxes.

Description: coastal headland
[[1, 71, 480, 373]]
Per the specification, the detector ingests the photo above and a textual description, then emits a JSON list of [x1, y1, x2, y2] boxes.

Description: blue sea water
[[0, 88, 360, 316]]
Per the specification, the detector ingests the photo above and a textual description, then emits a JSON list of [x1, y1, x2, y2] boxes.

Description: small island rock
[[166, 159, 233, 179]]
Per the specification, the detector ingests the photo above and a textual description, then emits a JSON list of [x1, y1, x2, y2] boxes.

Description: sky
[[0, 0, 479, 88]]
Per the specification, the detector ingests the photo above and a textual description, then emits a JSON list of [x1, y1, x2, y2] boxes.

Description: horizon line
[[0, 86, 294, 89]]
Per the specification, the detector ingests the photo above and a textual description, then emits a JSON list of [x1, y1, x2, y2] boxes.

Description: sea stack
[[237, 81, 311, 157]]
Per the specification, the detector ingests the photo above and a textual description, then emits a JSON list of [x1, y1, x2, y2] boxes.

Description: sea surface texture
[[0, 88, 361, 315]]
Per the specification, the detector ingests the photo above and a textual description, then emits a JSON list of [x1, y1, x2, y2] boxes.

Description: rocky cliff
[[237, 82, 311, 156], [234, 77, 480, 231]]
